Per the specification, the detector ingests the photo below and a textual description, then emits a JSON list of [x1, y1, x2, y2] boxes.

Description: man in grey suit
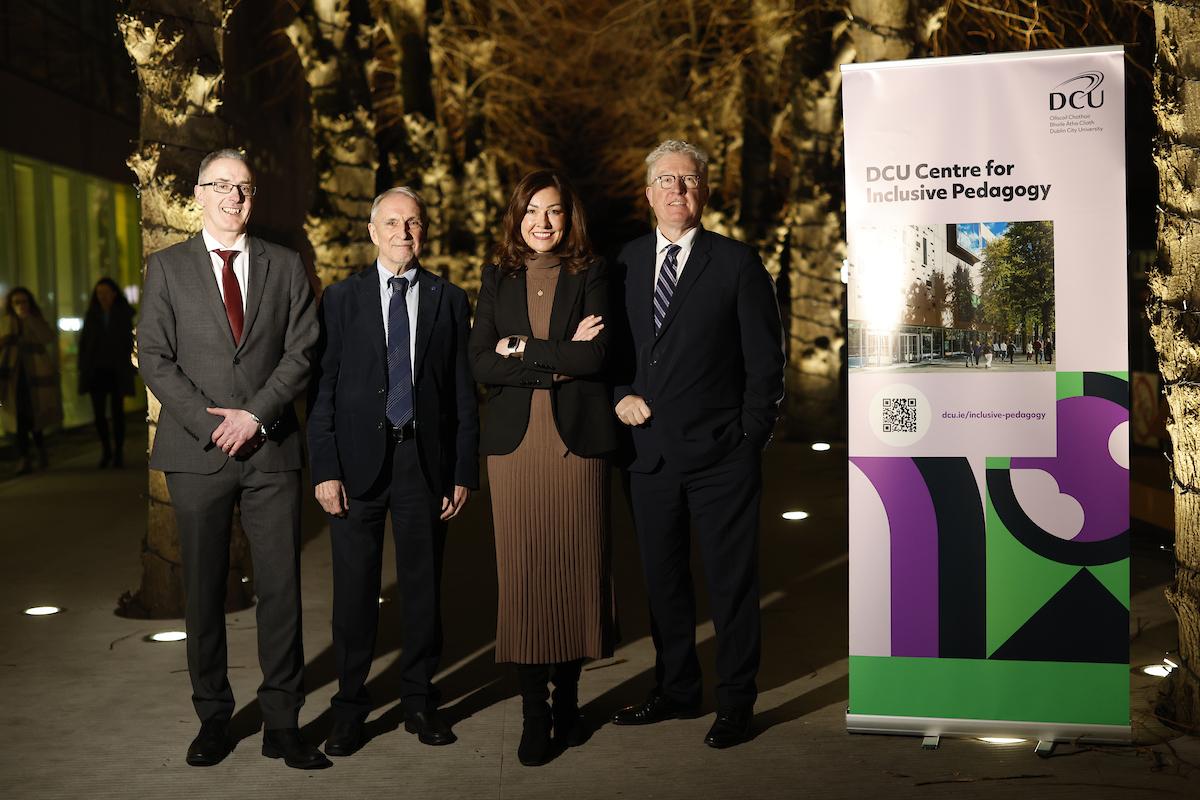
[[139, 149, 326, 769]]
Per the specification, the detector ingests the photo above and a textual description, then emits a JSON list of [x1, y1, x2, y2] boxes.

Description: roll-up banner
[[841, 46, 1130, 743]]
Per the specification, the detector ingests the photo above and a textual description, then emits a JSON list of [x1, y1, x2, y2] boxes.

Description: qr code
[[881, 397, 917, 433]]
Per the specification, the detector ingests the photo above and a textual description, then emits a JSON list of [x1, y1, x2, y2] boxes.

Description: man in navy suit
[[610, 140, 785, 748], [307, 186, 479, 756]]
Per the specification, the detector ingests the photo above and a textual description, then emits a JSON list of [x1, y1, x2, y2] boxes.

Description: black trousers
[[329, 437, 446, 721], [90, 386, 125, 455], [165, 461, 305, 729], [629, 441, 762, 711]]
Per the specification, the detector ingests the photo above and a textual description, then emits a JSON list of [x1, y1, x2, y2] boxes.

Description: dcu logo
[[1050, 71, 1105, 110]]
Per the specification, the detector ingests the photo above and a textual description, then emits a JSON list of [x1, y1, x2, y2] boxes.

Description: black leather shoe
[[324, 719, 366, 757], [703, 708, 753, 749], [518, 714, 554, 766], [262, 728, 332, 769], [404, 710, 457, 746], [186, 719, 230, 766], [612, 693, 702, 726]]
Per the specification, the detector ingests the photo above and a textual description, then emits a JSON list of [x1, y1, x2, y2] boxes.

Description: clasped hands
[[207, 407, 263, 457], [315, 480, 470, 521]]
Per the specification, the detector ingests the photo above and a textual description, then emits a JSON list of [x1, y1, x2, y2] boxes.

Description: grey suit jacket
[[139, 234, 319, 474]]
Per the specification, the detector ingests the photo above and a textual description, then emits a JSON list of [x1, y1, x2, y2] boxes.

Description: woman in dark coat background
[[0, 287, 62, 474], [470, 170, 619, 767], [78, 277, 136, 467]]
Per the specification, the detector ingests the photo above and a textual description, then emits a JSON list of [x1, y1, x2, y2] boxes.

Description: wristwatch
[[506, 335, 520, 356], [248, 412, 268, 438]]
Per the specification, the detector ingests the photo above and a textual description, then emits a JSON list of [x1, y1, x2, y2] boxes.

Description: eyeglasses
[[650, 174, 702, 190], [198, 181, 257, 196]]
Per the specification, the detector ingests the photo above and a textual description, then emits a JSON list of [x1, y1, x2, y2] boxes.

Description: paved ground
[[0, 418, 1196, 799]]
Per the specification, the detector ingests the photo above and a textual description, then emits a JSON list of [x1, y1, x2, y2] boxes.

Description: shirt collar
[[202, 229, 247, 255], [377, 260, 420, 291], [655, 225, 699, 255]]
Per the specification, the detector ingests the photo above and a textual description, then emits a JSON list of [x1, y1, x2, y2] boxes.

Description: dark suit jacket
[[612, 228, 785, 472], [469, 261, 618, 458], [78, 301, 136, 396], [139, 234, 318, 474], [308, 264, 479, 498]]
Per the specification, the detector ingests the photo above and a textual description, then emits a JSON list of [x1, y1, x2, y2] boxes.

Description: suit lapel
[[357, 266, 386, 365], [189, 235, 237, 349], [236, 237, 269, 353], [547, 267, 583, 341], [413, 265, 443, 378], [656, 228, 711, 339], [629, 235, 655, 343]]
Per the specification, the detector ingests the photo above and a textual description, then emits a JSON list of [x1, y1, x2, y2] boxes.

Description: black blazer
[[308, 264, 480, 498], [469, 261, 619, 458], [611, 228, 785, 472]]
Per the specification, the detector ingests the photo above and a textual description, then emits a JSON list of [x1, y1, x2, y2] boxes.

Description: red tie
[[214, 249, 244, 344]]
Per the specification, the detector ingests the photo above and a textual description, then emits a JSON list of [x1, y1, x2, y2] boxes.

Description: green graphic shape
[[1088, 558, 1130, 609], [850, 656, 1128, 726], [985, 489, 1079, 657], [1056, 371, 1083, 400]]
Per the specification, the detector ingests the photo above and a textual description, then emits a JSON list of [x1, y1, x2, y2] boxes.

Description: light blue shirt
[[376, 261, 419, 377]]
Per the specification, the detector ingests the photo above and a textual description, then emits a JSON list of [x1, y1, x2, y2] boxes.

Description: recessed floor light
[[1142, 664, 1172, 678], [781, 511, 809, 521], [23, 606, 61, 616], [811, 442, 831, 451], [978, 737, 1025, 745], [147, 631, 187, 642]]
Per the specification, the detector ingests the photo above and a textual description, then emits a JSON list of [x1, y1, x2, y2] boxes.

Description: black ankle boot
[[516, 663, 554, 766], [518, 710, 553, 766], [551, 659, 586, 746]]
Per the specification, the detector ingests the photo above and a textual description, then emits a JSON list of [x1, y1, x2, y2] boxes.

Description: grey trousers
[[166, 460, 305, 729]]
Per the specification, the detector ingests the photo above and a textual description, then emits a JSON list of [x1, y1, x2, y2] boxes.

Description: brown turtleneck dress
[[487, 262, 615, 664]]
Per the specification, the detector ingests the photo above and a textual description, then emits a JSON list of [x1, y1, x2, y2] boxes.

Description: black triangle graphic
[[990, 569, 1128, 663]]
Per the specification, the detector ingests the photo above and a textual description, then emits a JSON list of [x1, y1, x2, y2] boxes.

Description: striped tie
[[653, 243, 681, 333], [385, 275, 414, 428]]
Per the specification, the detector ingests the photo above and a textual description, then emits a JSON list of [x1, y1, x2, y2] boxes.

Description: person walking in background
[[470, 170, 619, 767], [1007, 338, 1015, 364], [610, 140, 785, 749], [0, 287, 62, 475], [308, 186, 478, 758], [1025, 339, 1033, 361], [78, 277, 136, 468], [1045, 337, 1054, 364], [1033, 337, 1043, 364], [984, 341, 994, 369]]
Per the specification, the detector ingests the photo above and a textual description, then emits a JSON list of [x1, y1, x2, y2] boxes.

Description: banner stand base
[[846, 713, 1131, 746]]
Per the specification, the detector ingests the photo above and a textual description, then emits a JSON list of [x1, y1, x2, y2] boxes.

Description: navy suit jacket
[[307, 264, 479, 498], [612, 228, 785, 473]]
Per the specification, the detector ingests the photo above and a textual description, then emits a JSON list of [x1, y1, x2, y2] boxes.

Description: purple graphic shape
[[850, 457, 939, 657], [1011, 395, 1127, 542]]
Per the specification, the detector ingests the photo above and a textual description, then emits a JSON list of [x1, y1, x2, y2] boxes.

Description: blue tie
[[653, 243, 681, 333], [386, 275, 414, 428]]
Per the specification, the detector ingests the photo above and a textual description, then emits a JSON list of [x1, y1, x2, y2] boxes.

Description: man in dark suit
[[139, 149, 326, 769], [610, 140, 785, 748], [307, 186, 479, 757]]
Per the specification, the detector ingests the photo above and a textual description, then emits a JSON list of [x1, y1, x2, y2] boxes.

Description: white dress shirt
[[377, 261, 420, 376], [653, 225, 700, 285], [201, 229, 249, 312]]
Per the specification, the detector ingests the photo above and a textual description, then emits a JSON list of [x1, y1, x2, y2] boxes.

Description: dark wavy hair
[[494, 170, 596, 275], [86, 277, 131, 316], [4, 286, 43, 319]]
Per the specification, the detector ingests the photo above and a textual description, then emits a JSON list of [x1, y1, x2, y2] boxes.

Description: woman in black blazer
[[470, 170, 618, 766]]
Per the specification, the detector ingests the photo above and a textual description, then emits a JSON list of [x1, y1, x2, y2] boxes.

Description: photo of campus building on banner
[[847, 221, 1056, 371]]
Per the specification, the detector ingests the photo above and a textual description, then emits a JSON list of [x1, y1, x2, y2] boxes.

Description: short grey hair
[[370, 186, 428, 225], [197, 148, 251, 184], [644, 139, 709, 185]]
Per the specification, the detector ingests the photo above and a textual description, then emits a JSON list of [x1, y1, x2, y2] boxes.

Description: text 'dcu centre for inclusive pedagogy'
[[840, 46, 1130, 743]]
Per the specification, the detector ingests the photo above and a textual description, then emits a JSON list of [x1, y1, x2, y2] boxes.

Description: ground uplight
[[23, 606, 61, 616], [147, 631, 187, 642], [781, 511, 809, 521]]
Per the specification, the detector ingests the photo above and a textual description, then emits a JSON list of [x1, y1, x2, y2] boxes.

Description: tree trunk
[[117, 0, 253, 618], [286, 0, 380, 289], [1149, 0, 1200, 732]]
